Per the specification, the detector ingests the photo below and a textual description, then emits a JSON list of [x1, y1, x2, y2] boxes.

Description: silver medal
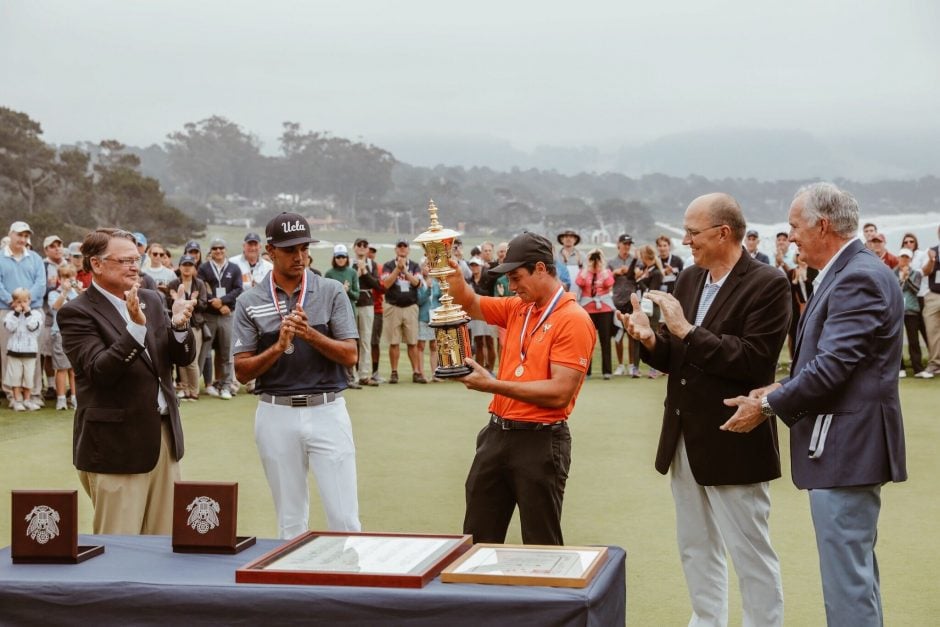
[[285, 342, 295, 355]]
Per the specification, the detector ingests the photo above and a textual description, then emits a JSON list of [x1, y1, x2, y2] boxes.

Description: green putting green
[[1, 373, 936, 625]]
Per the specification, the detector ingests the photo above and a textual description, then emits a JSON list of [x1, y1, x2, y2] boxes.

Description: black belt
[[490, 414, 565, 431], [260, 392, 341, 408]]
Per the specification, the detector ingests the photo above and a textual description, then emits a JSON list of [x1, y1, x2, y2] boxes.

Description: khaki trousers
[[923, 292, 940, 372], [178, 327, 203, 396], [78, 421, 180, 535]]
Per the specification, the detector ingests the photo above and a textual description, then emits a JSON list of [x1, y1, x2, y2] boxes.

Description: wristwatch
[[759, 395, 775, 418], [171, 319, 190, 332]]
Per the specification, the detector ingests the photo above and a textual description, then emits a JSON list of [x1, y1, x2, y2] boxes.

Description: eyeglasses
[[211, 246, 225, 251], [902, 239, 915, 244], [150, 252, 166, 257], [355, 242, 368, 247], [683, 224, 724, 238], [335, 255, 348, 259], [99, 256, 141, 267]]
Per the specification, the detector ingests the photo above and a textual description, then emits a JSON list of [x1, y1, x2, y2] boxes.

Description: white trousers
[[671, 434, 784, 627], [254, 396, 362, 539]]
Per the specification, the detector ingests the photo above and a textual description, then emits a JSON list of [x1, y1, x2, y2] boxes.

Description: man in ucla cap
[[444, 231, 596, 545], [233, 212, 361, 539]]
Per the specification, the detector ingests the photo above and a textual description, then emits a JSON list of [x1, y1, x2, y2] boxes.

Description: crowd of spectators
[[0, 218, 935, 411]]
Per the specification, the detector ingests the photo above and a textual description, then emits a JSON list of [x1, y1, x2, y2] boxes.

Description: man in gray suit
[[723, 182, 907, 627]]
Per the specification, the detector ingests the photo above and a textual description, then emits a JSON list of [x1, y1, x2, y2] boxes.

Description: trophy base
[[434, 364, 474, 379]]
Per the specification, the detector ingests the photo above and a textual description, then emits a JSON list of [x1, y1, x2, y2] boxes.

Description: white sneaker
[[24, 399, 42, 411], [613, 364, 626, 377], [899, 369, 907, 378], [177, 390, 187, 399], [206, 385, 220, 397], [220, 388, 232, 400], [69, 396, 78, 409], [914, 370, 935, 379], [56, 398, 68, 410], [12, 401, 26, 412]]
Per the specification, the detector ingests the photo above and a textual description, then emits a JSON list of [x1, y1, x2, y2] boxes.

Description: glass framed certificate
[[440, 544, 608, 588], [236, 531, 473, 588]]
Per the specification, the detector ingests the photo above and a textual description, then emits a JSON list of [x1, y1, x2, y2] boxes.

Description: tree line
[[3, 106, 938, 247]]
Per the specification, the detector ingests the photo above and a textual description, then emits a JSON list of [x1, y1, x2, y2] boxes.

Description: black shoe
[[413, 373, 428, 384], [389, 371, 399, 384], [43, 387, 57, 401]]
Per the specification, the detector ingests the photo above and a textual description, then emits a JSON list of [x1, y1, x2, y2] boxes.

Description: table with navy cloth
[[0, 535, 626, 626]]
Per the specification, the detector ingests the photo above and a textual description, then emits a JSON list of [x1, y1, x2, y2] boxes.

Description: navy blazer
[[642, 250, 792, 485], [59, 285, 195, 474], [768, 239, 907, 489]]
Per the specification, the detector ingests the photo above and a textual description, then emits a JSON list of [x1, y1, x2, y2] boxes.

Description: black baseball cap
[[244, 232, 262, 243], [618, 234, 633, 244], [746, 229, 759, 238], [184, 240, 201, 252], [265, 212, 318, 248], [489, 232, 555, 275]]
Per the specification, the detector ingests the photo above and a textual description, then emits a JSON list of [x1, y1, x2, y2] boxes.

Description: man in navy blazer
[[723, 182, 907, 626]]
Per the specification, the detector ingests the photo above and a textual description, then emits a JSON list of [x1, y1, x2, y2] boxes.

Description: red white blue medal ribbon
[[270, 271, 308, 355], [515, 286, 565, 377]]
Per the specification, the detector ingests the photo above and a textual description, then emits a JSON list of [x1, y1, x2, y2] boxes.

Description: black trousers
[[463, 420, 571, 545], [587, 310, 613, 376], [904, 312, 925, 373]]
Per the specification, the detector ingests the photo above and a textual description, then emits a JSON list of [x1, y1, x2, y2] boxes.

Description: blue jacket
[[197, 260, 244, 310], [769, 239, 907, 490], [0, 249, 46, 309]]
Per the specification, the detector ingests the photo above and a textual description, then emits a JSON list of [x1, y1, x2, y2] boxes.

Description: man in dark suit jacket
[[59, 228, 196, 535], [724, 183, 907, 626], [625, 193, 791, 626], [745, 229, 771, 264]]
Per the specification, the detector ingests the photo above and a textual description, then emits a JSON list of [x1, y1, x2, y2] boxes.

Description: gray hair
[[793, 182, 858, 238]]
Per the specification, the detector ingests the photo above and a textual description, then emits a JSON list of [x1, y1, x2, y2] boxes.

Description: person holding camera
[[574, 248, 614, 379]]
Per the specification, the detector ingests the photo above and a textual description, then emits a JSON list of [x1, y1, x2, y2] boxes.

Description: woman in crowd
[[897, 248, 925, 377], [575, 248, 615, 379], [167, 254, 208, 401], [787, 253, 815, 358], [635, 245, 664, 378], [325, 244, 361, 388]]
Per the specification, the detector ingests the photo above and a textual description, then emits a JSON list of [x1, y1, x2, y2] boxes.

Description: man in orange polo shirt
[[445, 232, 596, 545]]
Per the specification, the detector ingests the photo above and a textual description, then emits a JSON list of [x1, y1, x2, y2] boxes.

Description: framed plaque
[[236, 531, 473, 588], [11, 490, 104, 564], [440, 544, 608, 588], [172, 481, 256, 554]]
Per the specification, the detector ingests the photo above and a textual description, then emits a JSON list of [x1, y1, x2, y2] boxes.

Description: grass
[[1, 364, 938, 625]]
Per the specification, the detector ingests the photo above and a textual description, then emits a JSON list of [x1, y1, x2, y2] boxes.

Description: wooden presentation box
[[236, 531, 473, 588], [11, 490, 103, 564], [172, 481, 255, 554], [440, 543, 608, 588]]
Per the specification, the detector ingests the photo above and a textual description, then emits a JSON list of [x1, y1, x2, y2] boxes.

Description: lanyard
[[269, 271, 308, 320], [518, 286, 565, 365], [211, 261, 227, 285]]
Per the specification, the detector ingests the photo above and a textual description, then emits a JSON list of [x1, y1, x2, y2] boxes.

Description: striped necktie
[[694, 283, 720, 326]]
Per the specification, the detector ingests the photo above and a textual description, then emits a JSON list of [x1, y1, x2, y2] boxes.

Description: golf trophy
[[414, 200, 473, 378]]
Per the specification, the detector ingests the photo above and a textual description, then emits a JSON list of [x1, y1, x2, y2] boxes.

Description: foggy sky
[[2, 0, 939, 156]]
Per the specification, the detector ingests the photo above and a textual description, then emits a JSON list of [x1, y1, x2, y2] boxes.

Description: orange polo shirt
[[479, 292, 596, 423]]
